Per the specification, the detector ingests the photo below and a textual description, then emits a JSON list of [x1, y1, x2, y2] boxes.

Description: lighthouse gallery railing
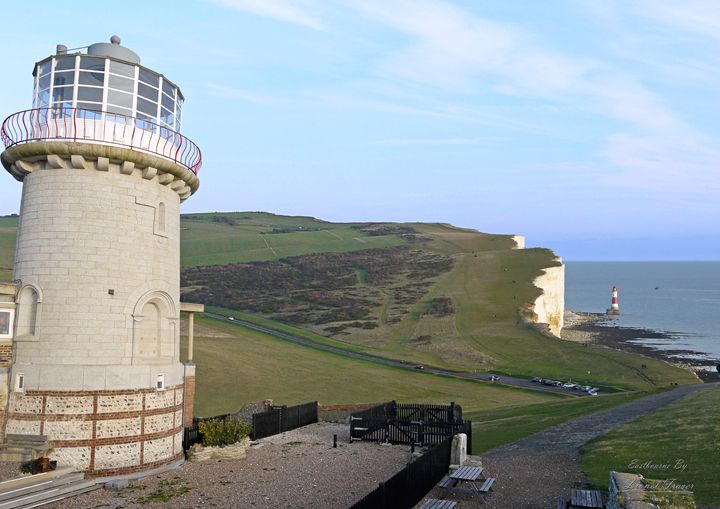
[[1, 107, 202, 175]]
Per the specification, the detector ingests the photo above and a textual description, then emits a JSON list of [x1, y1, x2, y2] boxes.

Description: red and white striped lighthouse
[[607, 286, 620, 315]]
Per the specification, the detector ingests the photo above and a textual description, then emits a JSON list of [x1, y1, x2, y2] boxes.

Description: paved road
[[207, 312, 590, 397]]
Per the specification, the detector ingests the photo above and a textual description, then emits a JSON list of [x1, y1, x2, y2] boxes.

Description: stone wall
[[532, 261, 565, 337], [12, 157, 182, 384], [5, 385, 184, 476]]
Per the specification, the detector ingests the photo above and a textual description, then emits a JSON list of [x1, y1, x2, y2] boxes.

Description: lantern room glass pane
[[77, 86, 104, 103], [162, 80, 174, 97], [106, 104, 132, 117], [78, 71, 105, 86], [138, 68, 159, 88], [137, 97, 157, 117], [108, 90, 133, 109], [76, 101, 103, 113], [53, 71, 74, 87], [37, 89, 50, 108], [138, 82, 158, 101], [109, 60, 135, 78], [38, 74, 51, 90], [108, 74, 134, 93], [54, 57, 76, 72], [79, 56, 105, 71], [160, 107, 174, 126], [161, 93, 174, 111], [38, 62, 52, 77], [51, 86, 74, 102]]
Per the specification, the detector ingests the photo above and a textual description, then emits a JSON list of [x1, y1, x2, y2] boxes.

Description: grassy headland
[[179, 212, 696, 391]]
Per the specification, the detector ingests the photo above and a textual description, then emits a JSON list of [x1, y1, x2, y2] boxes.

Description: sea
[[564, 261, 720, 365]]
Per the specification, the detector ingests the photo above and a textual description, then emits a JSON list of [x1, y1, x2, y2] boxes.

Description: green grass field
[[0, 216, 17, 282], [184, 316, 655, 455], [184, 316, 568, 417], [180, 212, 406, 267], [582, 386, 720, 505]]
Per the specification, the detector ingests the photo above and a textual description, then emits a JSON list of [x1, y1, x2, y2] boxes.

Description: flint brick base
[[6, 385, 185, 476]]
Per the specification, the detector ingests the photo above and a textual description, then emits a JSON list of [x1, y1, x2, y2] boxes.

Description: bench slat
[[420, 499, 457, 509], [479, 477, 495, 493]]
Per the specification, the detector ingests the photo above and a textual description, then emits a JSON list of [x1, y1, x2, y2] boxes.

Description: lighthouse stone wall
[[5, 153, 186, 474]]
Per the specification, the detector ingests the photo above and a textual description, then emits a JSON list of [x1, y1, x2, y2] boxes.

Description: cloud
[[347, 0, 720, 193], [347, 0, 594, 95], [635, 0, 720, 42], [370, 137, 498, 146], [208, 0, 324, 30], [202, 83, 279, 104]]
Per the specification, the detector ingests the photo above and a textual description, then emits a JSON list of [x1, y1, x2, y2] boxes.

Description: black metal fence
[[349, 434, 453, 509], [349, 401, 471, 452], [351, 401, 462, 422], [351, 417, 472, 452], [251, 401, 319, 440], [182, 402, 318, 450]]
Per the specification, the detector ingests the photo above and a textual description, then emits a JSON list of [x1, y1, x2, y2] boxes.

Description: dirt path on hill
[[422, 383, 713, 509]]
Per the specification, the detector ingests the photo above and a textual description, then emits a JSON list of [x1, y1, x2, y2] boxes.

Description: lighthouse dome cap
[[87, 35, 140, 64]]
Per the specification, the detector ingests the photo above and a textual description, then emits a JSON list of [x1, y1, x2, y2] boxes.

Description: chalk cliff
[[531, 260, 565, 337]]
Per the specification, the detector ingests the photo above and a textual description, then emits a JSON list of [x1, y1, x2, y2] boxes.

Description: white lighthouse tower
[[0, 36, 201, 475]]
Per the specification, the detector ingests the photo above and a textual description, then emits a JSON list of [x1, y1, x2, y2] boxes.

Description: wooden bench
[[437, 476, 457, 489], [419, 499, 458, 509], [478, 477, 495, 494], [570, 489, 605, 508]]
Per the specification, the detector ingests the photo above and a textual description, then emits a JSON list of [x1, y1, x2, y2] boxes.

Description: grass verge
[[468, 391, 645, 454], [581, 386, 720, 505]]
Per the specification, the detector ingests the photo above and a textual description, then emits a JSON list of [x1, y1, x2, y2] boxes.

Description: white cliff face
[[532, 261, 565, 337], [512, 235, 526, 249]]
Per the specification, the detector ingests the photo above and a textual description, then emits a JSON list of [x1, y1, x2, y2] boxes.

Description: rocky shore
[[562, 311, 720, 382]]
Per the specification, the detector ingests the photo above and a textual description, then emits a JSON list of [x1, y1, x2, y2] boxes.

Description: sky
[[0, 0, 718, 260]]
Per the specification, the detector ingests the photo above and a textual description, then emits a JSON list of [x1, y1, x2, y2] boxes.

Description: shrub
[[198, 417, 252, 447]]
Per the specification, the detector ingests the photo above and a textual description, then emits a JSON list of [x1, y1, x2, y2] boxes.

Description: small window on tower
[[14, 373, 25, 392], [156, 373, 165, 391], [158, 202, 166, 234]]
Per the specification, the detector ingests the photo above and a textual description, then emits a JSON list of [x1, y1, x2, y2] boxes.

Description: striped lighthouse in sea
[[607, 286, 620, 315]]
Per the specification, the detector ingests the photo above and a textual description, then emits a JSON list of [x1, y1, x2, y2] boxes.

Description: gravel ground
[[32, 422, 412, 509]]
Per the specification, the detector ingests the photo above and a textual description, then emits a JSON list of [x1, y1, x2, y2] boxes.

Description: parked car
[[562, 382, 576, 389], [414, 364, 425, 370], [488, 375, 500, 382], [531, 377, 542, 383], [227, 316, 235, 321]]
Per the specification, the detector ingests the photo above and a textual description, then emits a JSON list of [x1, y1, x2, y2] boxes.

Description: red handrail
[[0, 107, 201, 175]]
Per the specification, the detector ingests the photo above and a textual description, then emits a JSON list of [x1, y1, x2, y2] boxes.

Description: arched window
[[132, 291, 177, 364], [16, 285, 41, 340], [138, 301, 161, 357]]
